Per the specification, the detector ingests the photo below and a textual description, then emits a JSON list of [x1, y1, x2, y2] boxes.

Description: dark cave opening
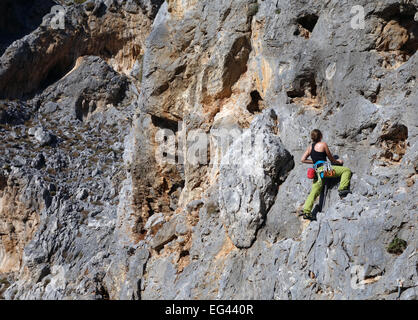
[[375, 3, 418, 68], [179, 250, 190, 259], [151, 115, 179, 133], [297, 14, 319, 33], [247, 90, 263, 114], [294, 14, 319, 39], [286, 75, 317, 100], [39, 60, 75, 93], [376, 3, 417, 21]]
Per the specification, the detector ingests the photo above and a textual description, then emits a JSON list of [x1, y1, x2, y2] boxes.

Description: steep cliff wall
[[0, 0, 416, 300]]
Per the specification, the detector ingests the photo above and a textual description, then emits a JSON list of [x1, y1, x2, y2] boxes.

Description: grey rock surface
[[219, 109, 294, 248]]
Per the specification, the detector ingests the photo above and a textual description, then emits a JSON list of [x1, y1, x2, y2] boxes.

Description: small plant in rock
[[387, 237, 407, 255]]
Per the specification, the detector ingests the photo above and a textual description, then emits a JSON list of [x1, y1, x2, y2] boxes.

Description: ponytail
[[311, 129, 322, 143]]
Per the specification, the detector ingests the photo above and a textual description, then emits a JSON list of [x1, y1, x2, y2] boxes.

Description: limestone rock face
[[0, 0, 417, 300], [219, 109, 294, 248]]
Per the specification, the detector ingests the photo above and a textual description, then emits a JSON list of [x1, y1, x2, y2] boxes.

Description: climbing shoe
[[302, 212, 316, 221], [338, 189, 351, 199]]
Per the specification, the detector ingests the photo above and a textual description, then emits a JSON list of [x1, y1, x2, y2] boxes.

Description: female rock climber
[[300, 129, 352, 220]]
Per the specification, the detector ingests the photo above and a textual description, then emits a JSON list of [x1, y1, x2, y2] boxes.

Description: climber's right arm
[[301, 145, 313, 164]]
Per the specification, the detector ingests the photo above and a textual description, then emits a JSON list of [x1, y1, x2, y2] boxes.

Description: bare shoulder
[[317, 141, 328, 151]]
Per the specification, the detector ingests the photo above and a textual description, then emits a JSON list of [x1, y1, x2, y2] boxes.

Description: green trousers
[[303, 165, 352, 214]]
